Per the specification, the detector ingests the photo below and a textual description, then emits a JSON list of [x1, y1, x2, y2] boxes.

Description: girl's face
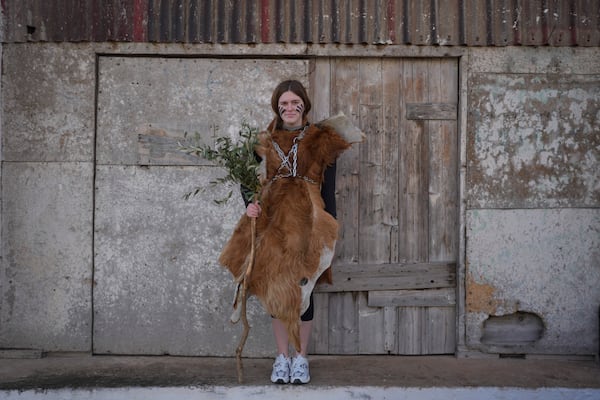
[[278, 91, 305, 127]]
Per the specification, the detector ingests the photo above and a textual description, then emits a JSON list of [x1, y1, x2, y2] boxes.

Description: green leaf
[[178, 121, 262, 203]]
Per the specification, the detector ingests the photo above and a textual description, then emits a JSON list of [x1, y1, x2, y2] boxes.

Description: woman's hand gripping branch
[[246, 202, 262, 218]]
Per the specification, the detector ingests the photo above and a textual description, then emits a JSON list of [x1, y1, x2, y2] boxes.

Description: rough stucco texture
[[93, 165, 274, 356], [467, 73, 600, 208], [466, 208, 600, 355], [0, 44, 95, 352], [2, 44, 95, 162], [0, 162, 93, 351]]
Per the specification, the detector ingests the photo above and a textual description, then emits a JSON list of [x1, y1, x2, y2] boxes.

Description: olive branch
[[178, 122, 261, 204]]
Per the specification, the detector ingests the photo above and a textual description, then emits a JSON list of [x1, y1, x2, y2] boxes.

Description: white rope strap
[[270, 125, 317, 185]]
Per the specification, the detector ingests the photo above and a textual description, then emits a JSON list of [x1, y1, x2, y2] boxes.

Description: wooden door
[[309, 58, 459, 355]]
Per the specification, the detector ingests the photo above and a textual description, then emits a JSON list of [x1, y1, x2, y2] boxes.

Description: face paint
[[279, 102, 304, 118]]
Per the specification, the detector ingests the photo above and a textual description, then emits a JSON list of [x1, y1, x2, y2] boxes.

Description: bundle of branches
[[179, 122, 261, 383], [179, 122, 261, 204]]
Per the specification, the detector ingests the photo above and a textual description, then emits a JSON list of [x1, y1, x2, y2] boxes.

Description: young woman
[[221, 79, 351, 384]]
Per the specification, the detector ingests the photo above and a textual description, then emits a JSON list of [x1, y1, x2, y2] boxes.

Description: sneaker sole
[[291, 378, 310, 384]]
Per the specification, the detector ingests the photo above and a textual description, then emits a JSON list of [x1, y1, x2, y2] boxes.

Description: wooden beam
[[406, 102, 457, 120], [315, 262, 456, 292], [368, 288, 456, 307]]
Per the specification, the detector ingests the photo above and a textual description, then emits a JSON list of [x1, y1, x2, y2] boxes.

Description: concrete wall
[[1, 44, 96, 351], [0, 41, 3, 353], [0, 43, 308, 356], [0, 43, 598, 357], [92, 56, 306, 356], [465, 47, 600, 355]]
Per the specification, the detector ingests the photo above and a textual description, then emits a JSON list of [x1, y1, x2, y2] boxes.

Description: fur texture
[[219, 121, 352, 351]]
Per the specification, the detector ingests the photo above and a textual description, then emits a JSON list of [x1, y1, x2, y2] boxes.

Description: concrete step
[[1, 354, 599, 399]]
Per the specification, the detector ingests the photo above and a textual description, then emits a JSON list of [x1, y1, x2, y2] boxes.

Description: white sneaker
[[270, 354, 291, 384], [290, 355, 310, 384]]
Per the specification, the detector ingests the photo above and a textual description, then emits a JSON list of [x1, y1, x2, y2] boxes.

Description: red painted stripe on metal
[[260, 0, 271, 43], [133, 0, 146, 41]]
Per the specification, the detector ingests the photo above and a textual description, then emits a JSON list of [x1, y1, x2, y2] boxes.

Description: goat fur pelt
[[219, 119, 353, 351]]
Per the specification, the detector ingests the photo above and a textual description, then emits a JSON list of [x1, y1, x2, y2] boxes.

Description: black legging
[[300, 293, 314, 321]]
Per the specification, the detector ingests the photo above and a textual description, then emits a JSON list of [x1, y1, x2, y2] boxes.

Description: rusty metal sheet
[[3, 0, 598, 46]]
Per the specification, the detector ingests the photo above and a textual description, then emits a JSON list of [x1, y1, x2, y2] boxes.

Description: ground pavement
[[0, 353, 599, 399]]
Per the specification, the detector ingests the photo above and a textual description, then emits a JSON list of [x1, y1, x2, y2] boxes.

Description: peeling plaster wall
[[465, 47, 600, 355], [468, 73, 599, 208]]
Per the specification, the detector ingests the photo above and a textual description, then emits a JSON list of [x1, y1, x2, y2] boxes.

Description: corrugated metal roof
[[2, 0, 599, 46]]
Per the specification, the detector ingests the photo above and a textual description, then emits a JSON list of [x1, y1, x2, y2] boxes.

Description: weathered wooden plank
[[382, 59, 402, 264], [406, 102, 457, 120], [428, 119, 459, 260], [397, 306, 455, 355], [397, 306, 421, 354], [328, 292, 359, 354], [309, 58, 331, 121], [319, 273, 453, 292], [398, 59, 429, 262], [316, 262, 456, 292], [357, 292, 385, 354], [427, 59, 459, 262], [423, 307, 456, 354], [383, 306, 397, 353], [331, 58, 361, 265], [358, 58, 388, 263], [368, 288, 456, 307], [327, 261, 455, 275], [309, 292, 330, 354]]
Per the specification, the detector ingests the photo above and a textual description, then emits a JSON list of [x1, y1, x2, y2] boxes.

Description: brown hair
[[270, 80, 312, 127]]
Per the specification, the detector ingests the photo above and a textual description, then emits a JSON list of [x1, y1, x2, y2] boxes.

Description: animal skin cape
[[219, 113, 363, 351]]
